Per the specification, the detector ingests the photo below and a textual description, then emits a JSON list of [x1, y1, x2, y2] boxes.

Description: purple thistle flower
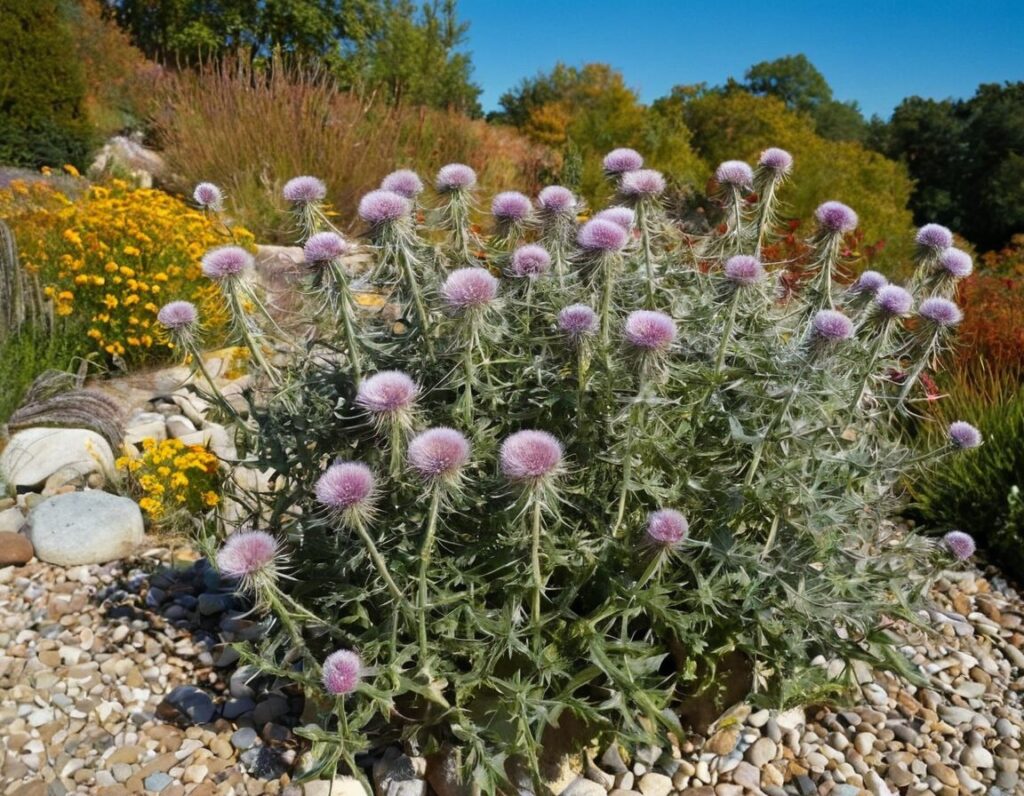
[[812, 309, 854, 342], [646, 509, 688, 547], [408, 427, 471, 483], [603, 148, 644, 174], [874, 285, 913, 317], [594, 207, 636, 231], [538, 185, 576, 214], [624, 310, 676, 352], [193, 182, 224, 211], [715, 160, 754, 189], [201, 246, 252, 280], [619, 169, 666, 198], [356, 371, 418, 417], [217, 530, 280, 584], [440, 268, 498, 310], [315, 462, 375, 512], [724, 255, 765, 287], [853, 270, 888, 294], [283, 176, 327, 204], [948, 421, 982, 450], [436, 163, 477, 192], [322, 649, 362, 695], [758, 148, 793, 174], [492, 191, 532, 221], [939, 248, 973, 279], [358, 190, 411, 225], [943, 530, 976, 561], [304, 231, 350, 264], [380, 169, 424, 198], [510, 245, 551, 279], [578, 219, 628, 252], [500, 430, 563, 483], [916, 223, 954, 251], [815, 201, 858, 234], [919, 297, 963, 328], [157, 300, 198, 331], [558, 304, 598, 339]]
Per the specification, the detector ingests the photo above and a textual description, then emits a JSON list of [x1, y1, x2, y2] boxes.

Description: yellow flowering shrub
[[117, 437, 221, 525], [0, 175, 254, 366]]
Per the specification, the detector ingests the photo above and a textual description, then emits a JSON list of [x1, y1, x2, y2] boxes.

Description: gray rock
[[232, 727, 259, 750], [304, 777, 371, 796], [745, 737, 777, 767], [223, 697, 256, 720], [0, 507, 26, 533], [27, 491, 143, 566], [144, 772, 174, 792], [373, 750, 427, 796], [157, 684, 217, 725], [636, 772, 671, 796], [561, 778, 607, 796], [1, 427, 115, 488]]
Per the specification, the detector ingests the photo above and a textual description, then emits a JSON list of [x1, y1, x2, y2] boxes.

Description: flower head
[[815, 201, 858, 234], [558, 304, 598, 339], [939, 248, 973, 279], [919, 297, 963, 327], [948, 421, 982, 450], [315, 462, 376, 515], [578, 218, 628, 252], [619, 169, 666, 198], [500, 430, 563, 484], [380, 169, 424, 198], [538, 186, 576, 214], [646, 509, 688, 547], [157, 300, 198, 331], [853, 270, 888, 294], [943, 530, 976, 561], [510, 245, 551, 278], [812, 309, 854, 342], [283, 176, 327, 204], [624, 310, 676, 352], [715, 160, 754, 189], [874, 285, 913, 317], [724, 255, 765, 287], [492, 191, 532, 221], [217, 530, 280, 587], [441, 268, 498, 310], [358, 190, 411, 225], [603, 148, 644, 174], [594, 207, 635, 231], [916, 223, 953, 251], [758, 148, 793, 174], [304, 231, 350, 264], [408, 427, 471, 484], [322, 649, 362, 695], [193, 182, 224, 210], [201, 246, 252, 280], [436, 163, 477, 192], [356, 371, 418, 417]]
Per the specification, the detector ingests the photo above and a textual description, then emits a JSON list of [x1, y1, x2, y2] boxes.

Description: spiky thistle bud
[[436, 163, 477, 192], [758, 148, 793, 175], [916, 223, 953, 252], [304, 231, 351, 265], [500, 430, 563, 486], [724, 255, 765, 287], [948, 421, 982, 450], [356, 370, 418, 423], [811, 309, 854, 342], [919, 297, 963, 329], [943, 530, 976, 561], [853, 270, 888, 295], [624, 310, 676, 352], [201, 246, 252, 281], [408, 427, 471, 488], [492, 191, 532, 223], [315, 462, 377, 526], [441, 268, 498, 311], [619, 169, 666, 199], [938, 248, 973, 280], [381, 169, 424, 199], [216, 530, 282, 593], [157, 300, 198, 332], [815, 201, 858, 234], [594, 207, 635, 231], [193, 182, 224, 211], [874, 285, 913, 318], [558, 304, 598, 341], [283, 176, 327, 205], [537, 186, 576, 215], [359, 190, 411, 226], [509, 245, 551, 279], [645, 509, 688, 547], [603, 148, 644, 174], [322, 649, 362, 695], [715, 160, 754, 190], [578, 219, 629, 251]]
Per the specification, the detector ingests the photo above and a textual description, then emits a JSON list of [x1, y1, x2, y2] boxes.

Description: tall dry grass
[[151, 57, 556, 241]]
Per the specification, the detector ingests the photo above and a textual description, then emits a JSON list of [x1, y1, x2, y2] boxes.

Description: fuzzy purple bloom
[[315, 462, 375, 511], [916, 223, 954, 251], [939, 248, 973, 279], [715, 160, 754, 188], [356, 371, 418, 416], [283, 176, 327, 204], [624, 310, 677, 352], [812, 309, 854, 342], [646, 509, 689, 546], [603, 148, 644, 174], [758, 147, 793, 174], [358, 190, 411, 225], [193, 182, 223, 210], [380, 169, 423, 198], [441, 268, 498, 310], [558, 304, 598, 339], [815, 201, 858, 234], [724, 255, 765, 286], [304, 231, 350, 264], [919, 297, 963, 327], [491, 191, 532, 221], [408, 427, 471, 483], [874, 285, 913, 317], [948, 421, 982, 450], [201, 246, 252, 280], [217, 530, 279, 581], [500, 430, 563, 483], [854, 270, 888, 294], [943, 530, 976, 561], [322, 649, 362, 695], [578, 218, 629, 252], [538, 185, 576, 214], [594, 207, 636, 231], [510, 245, 551, 279], [436, 163, 477, 191], [620, 169, 666, 198], [157, 300, 198, 330]]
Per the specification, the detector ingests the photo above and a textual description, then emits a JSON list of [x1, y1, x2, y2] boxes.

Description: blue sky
[[458, 0, 1023, 119]]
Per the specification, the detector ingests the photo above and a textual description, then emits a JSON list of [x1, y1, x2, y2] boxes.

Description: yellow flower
[[62, 164, 80, 177], [123, 245, 141, 257], [203, 491, 220, 507]]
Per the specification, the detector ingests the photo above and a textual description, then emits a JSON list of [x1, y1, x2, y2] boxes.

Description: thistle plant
[[188, 152, 985, 792]]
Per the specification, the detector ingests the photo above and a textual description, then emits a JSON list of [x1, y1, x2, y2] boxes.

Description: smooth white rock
[[27, 491, 144, 566], [0, 428, 115, 489]]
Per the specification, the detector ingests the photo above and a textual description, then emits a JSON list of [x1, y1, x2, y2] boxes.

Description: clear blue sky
[[459, 0, 1023, 119]]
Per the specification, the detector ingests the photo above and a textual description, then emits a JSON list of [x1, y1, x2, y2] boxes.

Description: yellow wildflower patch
[[117, 437, 222, 526]]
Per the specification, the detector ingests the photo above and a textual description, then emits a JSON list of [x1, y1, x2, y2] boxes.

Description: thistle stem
[[417, 489, 443, 668], [225, 281, 280, 386], [575, 344, 588, 418], [328, 260, 363, 383], [612, 384, 647, 537], [398, 245, 434, 358], [636, 549, 665, 589], [351, 514, 414, 626], [899, 335, 938, 402], [388, 421, 404, 481], [459, 316, 478, 425], [745, 360, 810, 487], [730, 186, 744, 253], [599, 254, 617, 350], [714, 289, 742, 374], [530, 495, 544, 652], [754, 180, 779, 259], [851, 329, 888, 411], [637, 202, 656, 307]]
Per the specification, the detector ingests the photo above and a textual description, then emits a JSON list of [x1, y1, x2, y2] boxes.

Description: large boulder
[[89, 135, 167, 187], [0, 427, 115, 490], [27, 491, 143, 566]]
